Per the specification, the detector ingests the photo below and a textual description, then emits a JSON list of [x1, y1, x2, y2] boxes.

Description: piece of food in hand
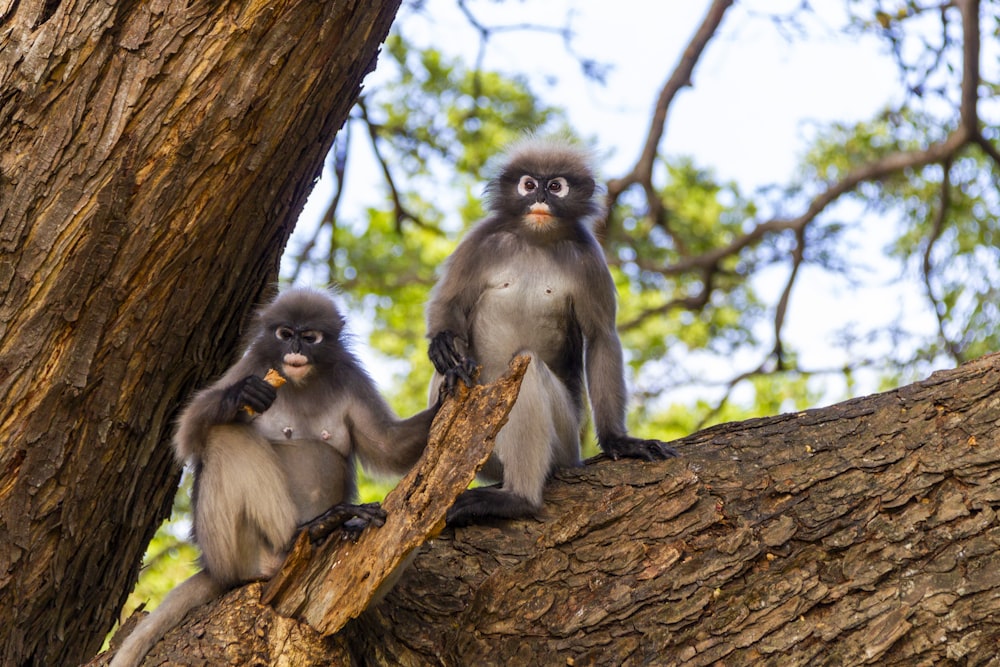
[[262, 368, 287, 388], [243, 369, 287, 415]]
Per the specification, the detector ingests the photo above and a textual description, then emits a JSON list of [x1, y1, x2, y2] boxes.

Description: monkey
[[426, 136, 678, 527], [111, 287, 438, 667]]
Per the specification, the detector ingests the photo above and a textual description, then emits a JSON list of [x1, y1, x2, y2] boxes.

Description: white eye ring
[[547, 177, 569, 198], [301, 330, 323, 344], [517, 175, 539, 196], [275, 326, 294, 341]]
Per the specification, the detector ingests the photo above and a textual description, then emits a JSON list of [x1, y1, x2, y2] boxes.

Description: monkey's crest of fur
[[485, 135, 606, 228], [255, 288, 346, 340]]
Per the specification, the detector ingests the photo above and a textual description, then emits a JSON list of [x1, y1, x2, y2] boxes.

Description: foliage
[[802, 108, 1000, 378]]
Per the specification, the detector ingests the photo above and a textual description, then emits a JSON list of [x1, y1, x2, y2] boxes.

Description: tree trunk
[[0, 1, 401, 664], [97, 353, 1000, 665]]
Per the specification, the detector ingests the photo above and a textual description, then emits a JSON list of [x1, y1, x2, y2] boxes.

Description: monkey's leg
[[446, 353, 580, 526], [300, 501, 387, 543], [195, 425, 298, 584]]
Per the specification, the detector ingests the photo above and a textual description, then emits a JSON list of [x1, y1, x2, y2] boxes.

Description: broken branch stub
[[261, 354, 530, 635]]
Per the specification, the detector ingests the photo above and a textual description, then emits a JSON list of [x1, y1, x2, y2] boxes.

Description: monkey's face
[[256, 291, 347, 386], [273, 326, 324, 385], [515, 175, 570, 229], [492, 162, 598, 232]]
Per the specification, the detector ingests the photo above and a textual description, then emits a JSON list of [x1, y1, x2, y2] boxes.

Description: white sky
[[291, 1, 947, 407]]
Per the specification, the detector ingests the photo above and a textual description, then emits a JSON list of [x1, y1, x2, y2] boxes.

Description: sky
[[290, 1, 944, 407]]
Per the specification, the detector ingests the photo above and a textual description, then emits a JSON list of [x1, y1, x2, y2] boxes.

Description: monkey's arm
[[585, 333, 678, 460], [173, 366, 277, 461], [579, 262, 678, 461], [343, 378, 440, 476], [425, 229, 500, 386]]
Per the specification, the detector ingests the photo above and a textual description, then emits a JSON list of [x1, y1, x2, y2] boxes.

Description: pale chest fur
[[253, 392, 352, 459], [471, 252, 578, 378]]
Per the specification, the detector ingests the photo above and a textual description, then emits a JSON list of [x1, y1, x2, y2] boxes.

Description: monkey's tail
[[109, 570, 223, 667]]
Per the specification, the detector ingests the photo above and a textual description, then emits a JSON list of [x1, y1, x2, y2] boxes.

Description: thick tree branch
[[97, 353, 1000, 665], [346, 352, 1000, 665]]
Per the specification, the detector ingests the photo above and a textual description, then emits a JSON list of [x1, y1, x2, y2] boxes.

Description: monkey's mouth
[[525, 203, 554, 227], [282, 353, 313, 384]]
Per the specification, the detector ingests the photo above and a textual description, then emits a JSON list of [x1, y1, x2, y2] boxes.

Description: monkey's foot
[[600, 434, 679, 461], [301, 502, 387, 543], [446, 487, 539, 527]]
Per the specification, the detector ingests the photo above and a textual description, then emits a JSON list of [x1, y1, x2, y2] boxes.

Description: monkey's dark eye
[[547, 177, 569, 198], [300, 330, 323, 345], [275, 327, 295, 341], [517, 175, 538, 196]]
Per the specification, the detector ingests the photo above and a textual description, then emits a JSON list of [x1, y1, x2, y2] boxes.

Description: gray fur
[[427, 138, 677, 526], [112, 287, 437, 666]]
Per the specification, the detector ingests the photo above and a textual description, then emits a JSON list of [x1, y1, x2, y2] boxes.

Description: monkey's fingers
[[457, 357, 479, 386], [429, 330, 465, 375], [441, 359, 479, 396], [239, 383, 277, 416], [301, 502, 387, 544], [601, 435, 679, 461], [641, 439, 680, 460], [222, 374, 276, 418], [339, 517, 370, 541], [338, 504, 387, 541], [240, 371, 283, 416]]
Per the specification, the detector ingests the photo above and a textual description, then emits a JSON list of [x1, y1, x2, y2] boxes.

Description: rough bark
[[355, 352, 998, 666], [0, 1, 401, 665], [97, 353, 1000, 666]]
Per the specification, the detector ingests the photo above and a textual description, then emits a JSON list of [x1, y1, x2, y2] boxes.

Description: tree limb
[[347, 352, 1000, 666], [605, 0, 735, 209]]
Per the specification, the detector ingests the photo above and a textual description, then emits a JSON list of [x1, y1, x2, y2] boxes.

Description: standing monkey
[[112, 287, 438, 667], [426, 137, 678, 527]]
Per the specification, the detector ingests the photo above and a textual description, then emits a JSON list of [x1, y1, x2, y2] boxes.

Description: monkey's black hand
[[429, 330, 466, 374], [301, 502, 387, 544], [429, 330, 478, 394], [221, 374, 277, 420], [599, 434, 679, 461]]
